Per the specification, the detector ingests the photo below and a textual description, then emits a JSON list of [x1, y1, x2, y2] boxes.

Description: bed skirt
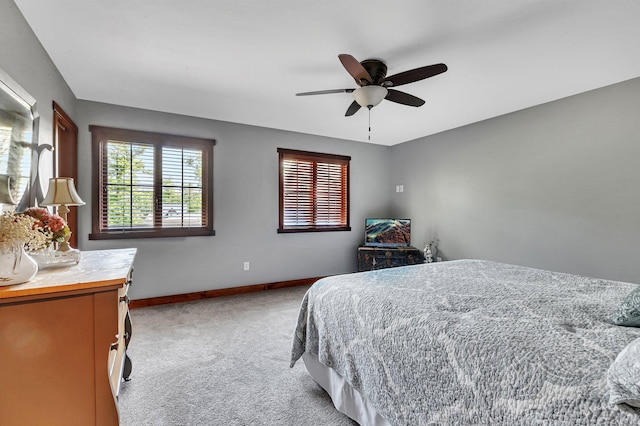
[[302, 352, 391, 426]]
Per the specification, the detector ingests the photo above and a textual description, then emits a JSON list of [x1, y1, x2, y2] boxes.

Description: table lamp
[[41, 177, 85, 252], [0, 174, 17, 211]]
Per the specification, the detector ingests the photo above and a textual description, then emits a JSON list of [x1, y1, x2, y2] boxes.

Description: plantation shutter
[[161, 146, 206, 228], [90, 125, 214, 239], [102, 140, 155, 230], [278, 148, 350, 232], [282, 157, 314, 226]]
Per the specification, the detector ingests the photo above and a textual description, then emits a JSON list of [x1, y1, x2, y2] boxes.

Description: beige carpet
[[119, 285, 356, 425]]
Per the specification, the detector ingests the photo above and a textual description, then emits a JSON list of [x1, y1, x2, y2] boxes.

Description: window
[[278, 148, 350, 233], [90, 126, 215, 239]]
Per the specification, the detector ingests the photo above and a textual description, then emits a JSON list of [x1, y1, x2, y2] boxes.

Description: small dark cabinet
[[357, 245, 424, 272]]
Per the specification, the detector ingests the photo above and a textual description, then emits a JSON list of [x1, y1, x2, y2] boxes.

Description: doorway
[[52, 101, 79, 248]]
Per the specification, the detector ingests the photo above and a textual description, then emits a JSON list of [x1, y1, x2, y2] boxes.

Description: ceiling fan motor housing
[[360, 60, 388, 85]]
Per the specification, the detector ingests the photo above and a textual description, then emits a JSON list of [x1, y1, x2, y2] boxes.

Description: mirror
[[0, 66, 39, 211]]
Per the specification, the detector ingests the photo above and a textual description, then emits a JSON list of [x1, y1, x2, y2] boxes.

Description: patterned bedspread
[[291, 259, 640, 425]]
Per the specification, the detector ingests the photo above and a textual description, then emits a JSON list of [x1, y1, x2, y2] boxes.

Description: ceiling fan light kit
[[353, 86, 388, 108]]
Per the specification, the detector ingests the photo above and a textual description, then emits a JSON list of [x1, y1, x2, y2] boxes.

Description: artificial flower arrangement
[[0, 207, 70, 252]]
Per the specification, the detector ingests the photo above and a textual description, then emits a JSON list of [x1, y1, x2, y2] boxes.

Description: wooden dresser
[[0, 248, 136, 426]]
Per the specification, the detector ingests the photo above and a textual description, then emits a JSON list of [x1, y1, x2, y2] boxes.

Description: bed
[[290, 259, 640, 425]]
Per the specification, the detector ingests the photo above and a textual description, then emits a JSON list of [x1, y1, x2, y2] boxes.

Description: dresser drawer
[[108, 334, 126, 398], [111, 275, 132, 398], [357, 246, 424, 272]]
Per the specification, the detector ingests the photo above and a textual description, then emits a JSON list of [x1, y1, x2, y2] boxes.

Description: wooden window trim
[[278, 148, 351, 234], [89, 125, 215, 240]]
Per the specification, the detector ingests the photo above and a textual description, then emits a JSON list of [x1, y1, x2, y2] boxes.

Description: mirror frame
[[0, 66, 40, 211]]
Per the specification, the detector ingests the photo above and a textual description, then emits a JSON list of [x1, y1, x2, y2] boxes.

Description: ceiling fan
[[296, 54, 448, 117]]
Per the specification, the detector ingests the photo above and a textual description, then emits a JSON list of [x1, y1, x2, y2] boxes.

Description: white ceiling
[[14, 0, 640, 146]]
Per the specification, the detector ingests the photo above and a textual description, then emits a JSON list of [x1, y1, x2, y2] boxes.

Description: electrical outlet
[[243, 261, 250, 271]]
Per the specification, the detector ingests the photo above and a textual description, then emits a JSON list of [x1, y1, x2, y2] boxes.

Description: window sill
[[277, 226, 351, 234], [89, 228, 215, 240]]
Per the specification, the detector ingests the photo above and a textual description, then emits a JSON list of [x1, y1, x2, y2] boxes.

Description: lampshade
[[41, 177, 85, 207], [0, 174, 16, 205], [353, 86, 388, 108]]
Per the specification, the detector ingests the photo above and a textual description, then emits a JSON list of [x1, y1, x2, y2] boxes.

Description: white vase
[[0, 243, 38, 286]]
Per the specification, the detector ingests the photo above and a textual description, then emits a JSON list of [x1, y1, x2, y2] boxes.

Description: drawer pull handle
[[119, 295, 130, 304], [110, 342, 119, 351]]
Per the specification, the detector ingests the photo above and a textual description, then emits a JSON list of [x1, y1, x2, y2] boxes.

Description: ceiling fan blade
[[385, 89, 425, 107], [383, 63, 448, 88], [345, 100, 361, 116], [338, 54, 372, 86], [296, 88, 355, 96]]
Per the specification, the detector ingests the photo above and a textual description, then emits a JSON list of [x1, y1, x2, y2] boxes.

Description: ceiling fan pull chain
[[368, 106, 372, 141]]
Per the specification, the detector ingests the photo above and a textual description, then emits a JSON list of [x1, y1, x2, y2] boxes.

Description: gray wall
[[75, 101, 392, 299], [390, 77, 640, 284], [0, 0, 76, 182]]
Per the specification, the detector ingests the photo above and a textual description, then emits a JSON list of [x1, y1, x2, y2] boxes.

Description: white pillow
[[609, 337, 640, 408], [609, 286, 640, 327]]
